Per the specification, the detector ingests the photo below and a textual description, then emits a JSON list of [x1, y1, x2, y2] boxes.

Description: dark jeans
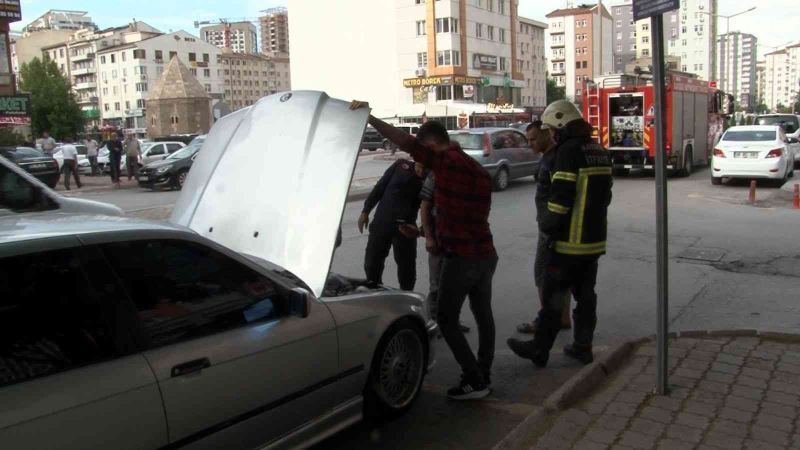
[[88, 156, 98, 176], [438, 255, 498, 383], [534, 253, 599, 353], [109, 152, 122, 183], [61, 160, 81, 190], [126, 155, 138, 180], [364, 223, 417, 291]]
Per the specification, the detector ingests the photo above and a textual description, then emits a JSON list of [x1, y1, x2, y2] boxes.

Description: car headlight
[[156, 166, 172, 173]]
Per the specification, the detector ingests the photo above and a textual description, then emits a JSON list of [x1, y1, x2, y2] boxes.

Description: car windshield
[[449, 133, 484, 150], [189, 135, 206, 146], [167, 144, 199, 160], [12, 147, 45, 158], [756, 116, 799, 133], [722, 130, 776, 142]]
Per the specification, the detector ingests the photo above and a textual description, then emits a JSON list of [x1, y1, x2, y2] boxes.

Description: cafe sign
[[403, 75, 482, 88], [0, 94, 31, 126], [487, 103, 516, 113], [473, 54, 497, 70]]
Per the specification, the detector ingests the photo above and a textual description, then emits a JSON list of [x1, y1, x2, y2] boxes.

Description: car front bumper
[[137, 171, 173, 187]]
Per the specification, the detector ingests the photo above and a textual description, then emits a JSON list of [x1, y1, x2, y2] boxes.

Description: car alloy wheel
[[495, 167, 510, 191], [176, 170, 188, 189], [375, 328, 424, 410]]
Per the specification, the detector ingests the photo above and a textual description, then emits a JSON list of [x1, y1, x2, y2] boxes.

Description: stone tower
[[146, 56, 211, 137]]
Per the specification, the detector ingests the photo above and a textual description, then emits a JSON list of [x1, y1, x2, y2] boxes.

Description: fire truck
[[583, 72, 734, 176]]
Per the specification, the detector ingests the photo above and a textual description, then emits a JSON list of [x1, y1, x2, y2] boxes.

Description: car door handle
[[171, 358, 211, 378]]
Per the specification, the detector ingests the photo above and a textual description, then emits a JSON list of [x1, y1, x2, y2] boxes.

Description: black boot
[[564, 343, 594, 365], [506, 338, 548, 367]]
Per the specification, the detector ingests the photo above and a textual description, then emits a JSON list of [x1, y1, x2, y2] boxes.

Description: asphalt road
[[76, 165, 800, 449]]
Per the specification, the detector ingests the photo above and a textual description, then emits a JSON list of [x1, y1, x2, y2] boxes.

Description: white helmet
[[542, 100, 583, 130]]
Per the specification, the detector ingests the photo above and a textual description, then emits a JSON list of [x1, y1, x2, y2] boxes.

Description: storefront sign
[[457, 112, 469, 129], [462, 85, 474, 99], [473, 54, 497, 70], [487, 103, 515, 113], [632, 0, 679, 21], [412, 87, 428, 104], [0, 0, 21, 23], [403, 75, 482, 88], [0, 94, 30, 125]]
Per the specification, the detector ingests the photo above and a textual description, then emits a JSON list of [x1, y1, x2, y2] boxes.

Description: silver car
[[449, 127, 540, 191], [0, 92, 436, 450]]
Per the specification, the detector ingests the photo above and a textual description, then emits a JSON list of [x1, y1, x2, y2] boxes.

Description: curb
[[493, 329, 800, 450]]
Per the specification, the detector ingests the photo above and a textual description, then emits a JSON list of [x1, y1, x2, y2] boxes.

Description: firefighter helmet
[[542, 100, 583, 130]]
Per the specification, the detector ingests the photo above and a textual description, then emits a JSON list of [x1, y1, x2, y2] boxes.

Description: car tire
[[363, 318, 427, 421], [494, 167, 510, 191], [711, 176, 722, 185], [383, 140, 393, 152], [678, 147, 693, 177], [175, 169, 189, 190]]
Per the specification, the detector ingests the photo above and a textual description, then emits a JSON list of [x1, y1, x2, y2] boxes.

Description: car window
[[12, 147, 45, 158], [167, 145, 198, 160], [510, 131, 528, 148], [449, 133, 484, 150], [756, 116, 799, 134], [166, 143, 183, 153], [0, 248, 136, 388], [75, 145, 88, 156], [101, 239, 285, 349], [721, 130, 776, 142], [493, 131, 518, 149], [0, 164, 53, 213], [148, 144, 165, 156]]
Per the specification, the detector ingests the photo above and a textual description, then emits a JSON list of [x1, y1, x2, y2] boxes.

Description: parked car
[[382, 125, 419, 152], [0, 146, 60, 188], [711, 125, 796, 185], [448, 127, 540, 191], [138, 141, 186, 166], [754, 114, 800, 166], [0, 92, 435, 450], [0, 154, 123, 217], [360, 125, 384, 151], [153, 134, 198, 145], [137, 142, 201, 190], [53, 144, 91, 174]]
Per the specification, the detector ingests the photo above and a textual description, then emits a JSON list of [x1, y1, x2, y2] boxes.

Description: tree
[[546, 77, 566, 104], [793, 91, 800, 114], [19, 57, 84, 139]]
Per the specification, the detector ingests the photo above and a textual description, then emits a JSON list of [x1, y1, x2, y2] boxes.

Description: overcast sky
[[17, 0, 800, 58]]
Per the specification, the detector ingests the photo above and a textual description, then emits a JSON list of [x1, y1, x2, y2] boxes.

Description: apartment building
[[517, 17, 547, 109], [290, 0, 529, 123], [220, 52, 291, 111], [756, 60, 766, 110], [260, 7, 289, 54], [22, 10, 95, 35], [610, 0, 716, 81], [96, 30, 224, 133], [201, 22, 258, 54], [763, 43, 800, 112], [545, 4, 613, 102], [716, 32, 757, 110]]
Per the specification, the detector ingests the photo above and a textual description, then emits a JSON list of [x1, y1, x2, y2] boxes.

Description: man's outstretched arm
[[350, 101, 431, 165]]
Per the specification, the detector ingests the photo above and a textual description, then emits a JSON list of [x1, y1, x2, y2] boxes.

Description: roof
[[147, 56, 211, 101], [0, 214, 183, 246], [518, 16, 548, 29], [725, 125, 784, 131], [96, 34, 160, 54], [546, 3, 612, 19]]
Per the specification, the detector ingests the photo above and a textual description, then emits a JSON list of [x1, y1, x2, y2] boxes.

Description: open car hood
[[170, 91, 368, 297]]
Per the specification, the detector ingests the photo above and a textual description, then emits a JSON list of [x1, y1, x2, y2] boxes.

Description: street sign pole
[[651, 13, 670, 396]]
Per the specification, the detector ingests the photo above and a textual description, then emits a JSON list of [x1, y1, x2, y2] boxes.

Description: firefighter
[[507, 100, 613, 367]]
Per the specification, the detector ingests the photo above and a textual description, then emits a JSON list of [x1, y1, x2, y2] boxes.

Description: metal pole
[[651, 13, 670, 396]]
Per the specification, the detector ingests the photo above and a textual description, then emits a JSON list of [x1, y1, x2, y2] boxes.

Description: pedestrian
[[351, 100, 497, 401], [124, 133, 141, 181], [507, 100, 613, 367], [106, 131, 124, 187], [516, 121, 572, 335], [59, 136, 82, 190], [40, 131, 57, 156], [86, 137, 99, 176], [358, 158, 425, 291], [419, 172, 470, 334]]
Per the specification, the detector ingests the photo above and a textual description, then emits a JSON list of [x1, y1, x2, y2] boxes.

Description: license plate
[[29, 163, 47, 169], [734, 152, 758, 159], [138, 176, 149, 181]]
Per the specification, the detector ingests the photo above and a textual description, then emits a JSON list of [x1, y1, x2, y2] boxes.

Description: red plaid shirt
[[402, 137, 496, 259]]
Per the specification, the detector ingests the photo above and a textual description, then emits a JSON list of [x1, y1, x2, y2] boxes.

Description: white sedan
[[711, 125, 796, 185]]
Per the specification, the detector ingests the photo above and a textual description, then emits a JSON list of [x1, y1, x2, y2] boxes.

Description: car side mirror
[[288, 287, 310, 318], [788, 137, 799, 144]]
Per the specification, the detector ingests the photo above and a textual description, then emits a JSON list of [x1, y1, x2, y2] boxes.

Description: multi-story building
[[716, 32, 757, 111], [260, 7, 289, 54], [517, 17, 547, 109], [610, 0, 716, 81], [220, 52, 291, 111], [201, 22, 258, 54], [22, 10, 95, 35], [763, 43, 800, 112], [12, 29, 74, 75], [96, 30, 224, 134], [755, 60, 766, 110], [291, 0, 533, 123], [545, 4, 613, 102]]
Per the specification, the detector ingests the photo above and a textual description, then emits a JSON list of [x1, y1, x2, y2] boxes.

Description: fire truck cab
[[583, 72, 734, 176]]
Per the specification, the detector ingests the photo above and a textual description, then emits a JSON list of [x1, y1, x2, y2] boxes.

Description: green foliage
[[546, 77, 566, 104], [0, 128, 24, 146], [19, 57, 84, 139]]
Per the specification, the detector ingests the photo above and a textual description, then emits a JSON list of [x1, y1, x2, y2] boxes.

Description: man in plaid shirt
[[351, 101, 498, 400]]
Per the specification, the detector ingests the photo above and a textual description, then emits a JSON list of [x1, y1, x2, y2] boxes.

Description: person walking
[[124, 133, 141, 181], [86, 137, 99, 176], [359, 159, 425, 291], [106, 131, 124, 187], [40, 131, 57, 156], [351, 100, 497, 401], [507, 100, 613, 367], [59, 137, 82, 190], [516, 121, 572, 334]]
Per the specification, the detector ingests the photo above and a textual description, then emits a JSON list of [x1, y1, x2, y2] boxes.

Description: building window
[[133, 49, 145, 59], [582, 61, 588, 69], [487, 25, 495, 41], [486, 0, 494, 12], [114, 102, 120, 111], [436, 50, 460, 66], [110, 54, 115, 63], [203, 53, 210, 63], [500, 56, 507, 71], [642, 49, 650, 57], [499, 28, 506, 43], [136, 82, 148, 92], [436, 85, 452, 101], [435, 18, 459, 34], [642, 24, 650, 31], [498, 0, 505, 14], [417, 52, 428, 67], [617, 44, 622, 52], [137, 99, 145, 108], [643, 36, 650, 43], [416, 20, 426, 36], [104, 103, 109, 112], [155, 50, 163, 61], [189, 52, 197, 62], [576, 61, 581, 69], [476, 22, 483, 38], [169, 51, 177, 60]]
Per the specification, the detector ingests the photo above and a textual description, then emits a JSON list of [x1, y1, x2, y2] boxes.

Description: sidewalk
[[521, 334, 800, 449]]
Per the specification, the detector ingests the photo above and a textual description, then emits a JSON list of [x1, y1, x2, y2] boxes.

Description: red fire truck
[[583, 72, 734, 176]]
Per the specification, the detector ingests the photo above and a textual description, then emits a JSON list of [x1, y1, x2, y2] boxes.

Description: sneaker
[[507, 338, 548, 368], [447, 376, 490, 400], [564, 344, 594, 365]]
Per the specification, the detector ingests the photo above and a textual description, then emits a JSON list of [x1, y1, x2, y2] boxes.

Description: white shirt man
[[59, 141, 82, 190], [86, 139, 98, 157], [41, 134, 57, 155], [60, 143, 78, 161]]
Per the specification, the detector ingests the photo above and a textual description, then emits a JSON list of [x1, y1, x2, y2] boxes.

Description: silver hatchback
[[449, 128, 540, 191]]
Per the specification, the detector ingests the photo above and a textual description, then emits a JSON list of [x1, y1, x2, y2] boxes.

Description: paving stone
[[758, 401, 796, 419], [736, 375, 769, 390], [704, 370, 736, 384], [716, 353, 745, 366], [743, 439, 784, 450], [605, 401, 639, 418], [582, 428, 619, 445], [751, 350, 781, 361], [743, 358, 776, 371], [656, 438, 695, 450], [765, 391, 799, 407], [674, 412, 710, 429], [697, 379, 731, 394], [687, 349, 717, 362], [730, 385, 764, 401], [534, 431, 574, 450], [754, 412, 794, 432], [790, 434, 800, 449], [571, 438, 608, 450], [750, 425, 790, 446], [615, 390, 649, 406], [581, 400, 608, 415], [669, 375, 699, 389], [709, 418, 750, 438], [772, 370, 800, 384], [710, 362, 739, 375], [594, 415, 630, 432], [649, 395, 683, 412], [717, 406, 754, 423], [683, 400, 718, 417], [739, 366, 771, 380], [723, 395, 759, 413], [629, 417, 667, 436], [777, 362, 800, 375], [703, 431, 745, 449], [618, 431, 658, 449], [639, 406, 673, 424], [696, 342, 724, 353], [665, 424, 705, 443], [667, 387, 691, 401], [550, 417, 588, 437], [769, 380, 799, 395], [690, 389, 726, 406], [678, 357, 711, 372], [562, 409, 593, 428]]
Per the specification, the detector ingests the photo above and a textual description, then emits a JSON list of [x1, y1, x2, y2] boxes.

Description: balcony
[[76, 96, 98, 105], [72, 52, 95, 62], [71, 67, 94, 76], [73, 81, 97, 90]]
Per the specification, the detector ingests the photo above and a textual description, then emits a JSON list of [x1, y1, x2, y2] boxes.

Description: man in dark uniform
[[359, 159, 425, 291]]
